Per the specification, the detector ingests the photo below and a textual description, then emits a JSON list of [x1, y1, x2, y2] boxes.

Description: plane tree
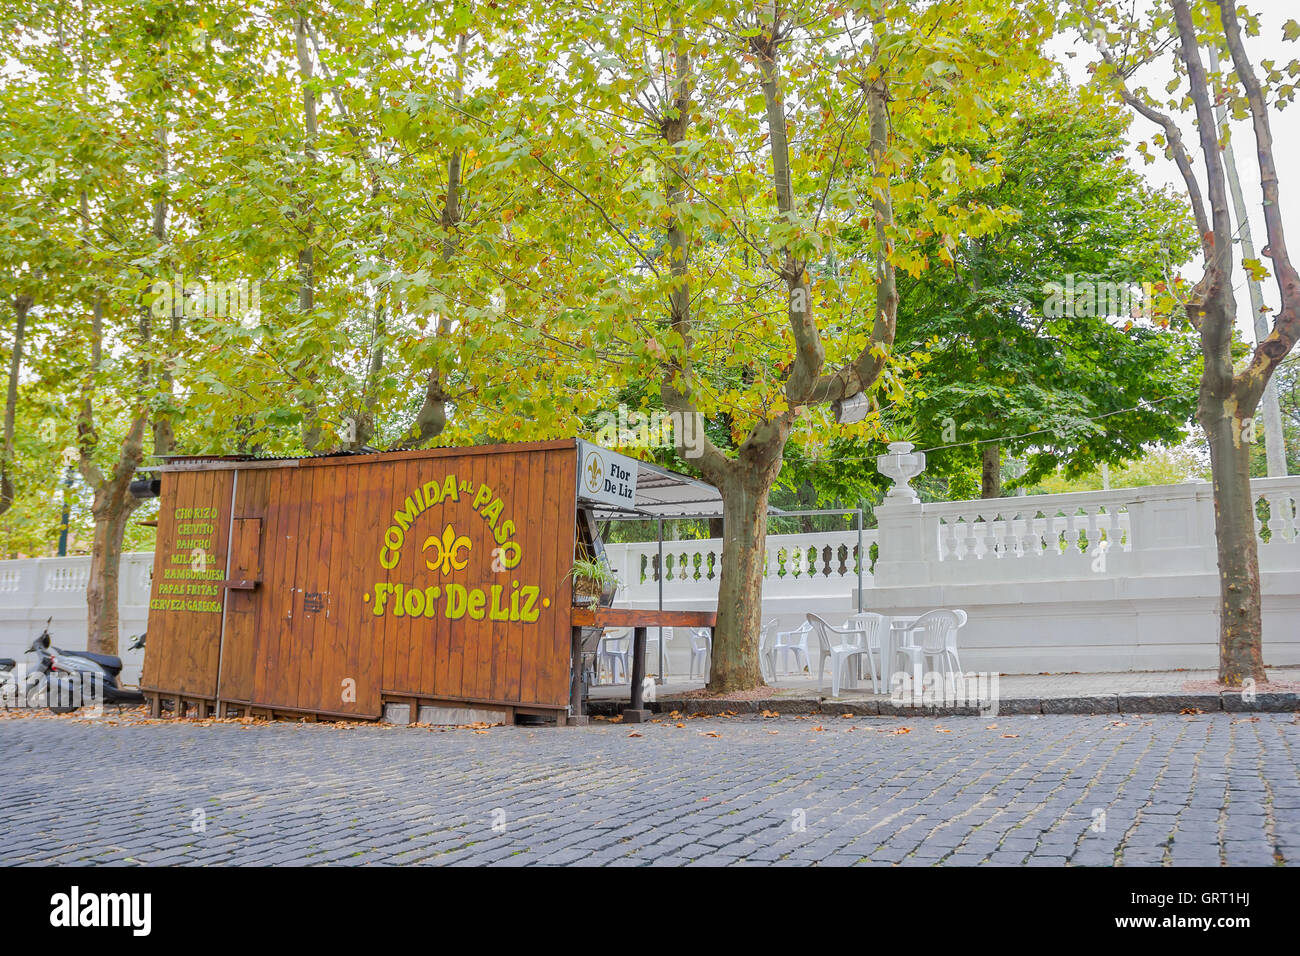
[[1077, 0, 1300, 683], [491, 0, 1058, 691]]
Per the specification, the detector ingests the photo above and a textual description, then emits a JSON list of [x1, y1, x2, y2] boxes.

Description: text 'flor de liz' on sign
[[365, 471, 549, 623], [576, 441, 639, 510]]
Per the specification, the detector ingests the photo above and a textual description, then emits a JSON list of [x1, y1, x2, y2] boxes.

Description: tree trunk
[[708, 470, 771, 693], [294, 14, 321, 453], [406, 32, 469, 449], [85, 475, 142, 656], [83, 409, 146, 655], [1202, 398, 1266, 684], [1, 294, 31, 515], [980, 442, 1001, 499]]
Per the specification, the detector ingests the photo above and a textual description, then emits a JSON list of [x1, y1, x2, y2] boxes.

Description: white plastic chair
[[688, 627, 712, 679], [771, 621, 813, 677], [894, 610, 962, 692], [806, 613, 877, 699], [647, 627, 673, 678], [598, 628, 632, 684], [757, 619, 779, 682], [845, 612, 888, 693], [949, 609, 967, 672]]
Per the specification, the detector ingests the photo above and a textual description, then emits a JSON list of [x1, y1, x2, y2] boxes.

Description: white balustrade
[[1254, 479, 1300, 548], [606, 529, 874, 606], [0, 471, 1299, 679]]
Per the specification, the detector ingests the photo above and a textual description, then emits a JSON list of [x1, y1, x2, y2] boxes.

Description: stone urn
[[876, 441, 926, 502]]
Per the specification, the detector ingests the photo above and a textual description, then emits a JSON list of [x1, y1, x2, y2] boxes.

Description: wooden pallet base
[[381, 694, 565, 727], [140, 690, 565, 726], [143, 692, 221, 719]]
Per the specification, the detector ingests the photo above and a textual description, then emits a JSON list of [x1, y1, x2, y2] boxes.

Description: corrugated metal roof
[[159, 436, 581, 464], [159, 440, 724, 515]]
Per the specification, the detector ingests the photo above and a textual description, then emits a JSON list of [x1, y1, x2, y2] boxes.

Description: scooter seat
[[0, 658, 14, 668], [61, 650, 123, 673]]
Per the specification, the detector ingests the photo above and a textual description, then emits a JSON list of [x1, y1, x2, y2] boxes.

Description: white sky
[[1051, 0, 1299, 344]]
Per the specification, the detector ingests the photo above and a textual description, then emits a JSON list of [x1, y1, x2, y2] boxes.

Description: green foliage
[[0, 0, 1217, 561], [1023, 441, 1211, 495], [885, 81, 1202, 492]]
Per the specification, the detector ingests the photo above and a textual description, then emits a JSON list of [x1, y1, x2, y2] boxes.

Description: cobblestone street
[[2, 712, 1297, 866]]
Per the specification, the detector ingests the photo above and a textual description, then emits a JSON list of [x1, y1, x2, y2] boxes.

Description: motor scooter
[[2, 618, 146, 713]]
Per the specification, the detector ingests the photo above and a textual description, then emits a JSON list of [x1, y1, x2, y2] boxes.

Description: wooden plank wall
[[140, 468, 234, 697], [144, 441, 578, 719]]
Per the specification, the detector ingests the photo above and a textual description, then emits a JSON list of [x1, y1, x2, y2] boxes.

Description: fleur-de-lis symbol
[[423, 524, 472, 575], [584, 452, 603, 493]]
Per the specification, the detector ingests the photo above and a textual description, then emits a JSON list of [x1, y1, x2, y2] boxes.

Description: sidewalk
[[586, 665, 1300, 717]]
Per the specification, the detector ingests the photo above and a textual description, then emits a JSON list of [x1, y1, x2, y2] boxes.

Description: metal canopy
[[583, 456, 723, 519]]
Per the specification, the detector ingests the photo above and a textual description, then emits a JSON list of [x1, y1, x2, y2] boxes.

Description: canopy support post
[[657, 516, 664, 684], [856, 507, 864, 613]]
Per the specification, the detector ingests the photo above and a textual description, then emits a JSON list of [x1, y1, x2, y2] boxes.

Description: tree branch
[[1218, 0, 1300, 405]]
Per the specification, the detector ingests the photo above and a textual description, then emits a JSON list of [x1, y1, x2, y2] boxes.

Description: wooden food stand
[[139, 438, 720, 725]]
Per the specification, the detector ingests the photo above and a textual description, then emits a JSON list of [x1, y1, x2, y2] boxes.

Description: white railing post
[[873, 442, 930, 589], [1126, 480, 1216, 577]]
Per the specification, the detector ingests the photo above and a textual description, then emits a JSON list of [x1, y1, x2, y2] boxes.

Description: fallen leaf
[[986, 724, 998, 730], [840, 712, 854, 719], [1001, 733, 1019, 738], [701, 731, 721, 738], [627, 732, 643, 738], [936, 728, 952, 733], [811, 725, 826, 732], [891, 727, 912, 735], [675, 722, 685, 728], [1179, 708, 1203, 716], [760, 709, 780, 719]]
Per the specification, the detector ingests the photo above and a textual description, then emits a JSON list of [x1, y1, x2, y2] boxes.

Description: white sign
[[577, 441, 639, 509]]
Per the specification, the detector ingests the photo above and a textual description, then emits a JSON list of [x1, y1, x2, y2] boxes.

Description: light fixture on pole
[[833, 391, 870, 425]]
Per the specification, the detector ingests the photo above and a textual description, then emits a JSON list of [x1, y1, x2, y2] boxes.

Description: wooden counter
[[570, 608, 717, 628], [569, 606, 717, 725]]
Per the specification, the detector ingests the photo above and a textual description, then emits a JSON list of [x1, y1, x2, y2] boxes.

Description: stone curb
[[1221, 691, 1298, 712], [585, 691, 1299, 719], [997, 697, 1044, 715], [1042, 694, 1118, 715], [1117, 693, 1213, 713]]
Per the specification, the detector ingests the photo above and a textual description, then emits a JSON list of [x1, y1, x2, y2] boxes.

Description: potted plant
[[567, 557, 620, 606]]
